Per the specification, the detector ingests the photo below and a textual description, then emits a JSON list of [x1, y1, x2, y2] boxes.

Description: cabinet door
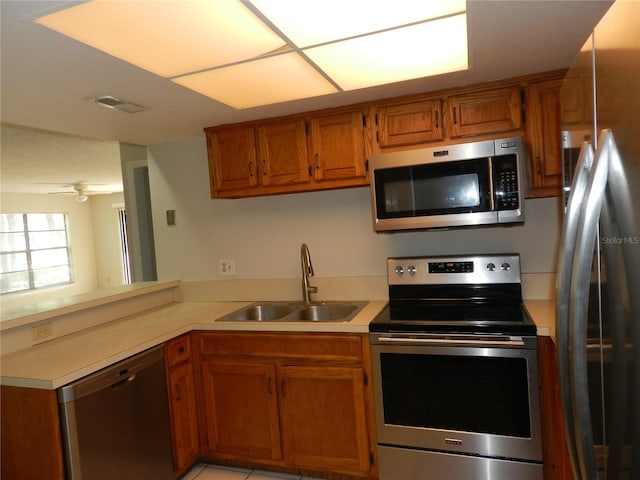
[[257, 120, 310, 186], [448, 86, 522, 138], [167, 361, 199, 475], [1, 386, 65, 480], [278, 365, 371, 474], [200, 361, 282, 461], [526, 78, 563, 197], [309, 111, 367, 182], [206, 127, 257, 193], [376, 100, 444, 148]]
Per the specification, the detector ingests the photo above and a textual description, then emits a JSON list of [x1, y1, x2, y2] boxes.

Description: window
[[0, 213, 73, 294]]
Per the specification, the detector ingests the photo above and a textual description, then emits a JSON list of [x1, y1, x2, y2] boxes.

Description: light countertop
[[0, 300, 387, 390], [1, 287, 555, 391]]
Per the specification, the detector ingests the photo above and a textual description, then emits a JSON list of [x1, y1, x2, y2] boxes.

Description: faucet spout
[[301, 243, 318, 304]]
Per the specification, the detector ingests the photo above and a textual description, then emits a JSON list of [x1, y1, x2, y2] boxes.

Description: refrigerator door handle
[[555, 141, 593, 480], [570, 129, 615, 480]]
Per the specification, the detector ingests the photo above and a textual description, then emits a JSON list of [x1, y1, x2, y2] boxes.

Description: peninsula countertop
[[1, 283, 555, 390]]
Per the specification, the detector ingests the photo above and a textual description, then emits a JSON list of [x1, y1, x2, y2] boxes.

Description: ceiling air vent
[[94, 95, 147, 113]]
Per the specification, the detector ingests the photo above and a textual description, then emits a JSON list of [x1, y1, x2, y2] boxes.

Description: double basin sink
[[216, 301, 368, 323]]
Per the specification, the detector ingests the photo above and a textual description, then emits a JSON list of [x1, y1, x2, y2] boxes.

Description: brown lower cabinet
[[165, 334, 200, 477], [0, 331, 572, 480], [537, 336, 574, 480], [194, 331, 378, 479], [0, 385, 65, 480]]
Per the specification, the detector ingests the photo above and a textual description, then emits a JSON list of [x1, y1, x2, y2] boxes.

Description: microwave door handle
[[488, 157, 495, 211], [570, 129, 614, 480], [555, 141, 593, 480]]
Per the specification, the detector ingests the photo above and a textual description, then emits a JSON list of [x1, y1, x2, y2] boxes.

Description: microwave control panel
[[493, 154, 520, 210]]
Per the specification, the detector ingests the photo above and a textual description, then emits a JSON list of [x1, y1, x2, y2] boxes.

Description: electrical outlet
[[31, 323, 53, 341], [219, 259, 236, 276]]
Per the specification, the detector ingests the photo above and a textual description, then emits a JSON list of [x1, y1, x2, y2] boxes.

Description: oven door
[[370, 333, 543, 463]]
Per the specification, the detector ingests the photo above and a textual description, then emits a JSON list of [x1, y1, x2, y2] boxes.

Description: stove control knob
[[486, 262, 496, 271], [501, 262, 511, 271], [394, 265, 404, 275], [407, 265, 417, 276]]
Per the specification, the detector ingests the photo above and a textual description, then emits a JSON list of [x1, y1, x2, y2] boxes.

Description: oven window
[[379, 353, 531, 438]]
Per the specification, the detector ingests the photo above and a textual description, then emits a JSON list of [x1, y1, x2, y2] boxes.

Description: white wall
[[148, 138, 563, 282]]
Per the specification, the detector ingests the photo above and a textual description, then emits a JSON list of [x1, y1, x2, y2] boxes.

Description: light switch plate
[[166, 210, 176, 226]]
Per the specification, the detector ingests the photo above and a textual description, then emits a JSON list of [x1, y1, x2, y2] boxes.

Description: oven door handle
[[376, 336, 525, 347]]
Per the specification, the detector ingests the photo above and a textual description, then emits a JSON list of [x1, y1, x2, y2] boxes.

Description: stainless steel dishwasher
[[57, 345, 174, 479]]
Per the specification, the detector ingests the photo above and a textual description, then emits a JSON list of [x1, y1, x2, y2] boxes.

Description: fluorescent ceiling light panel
[[34, 0, 469, 109], [172, 53, 338, 109], [304, 14, 468, 91], [35, 0, 285, 77], [249, 0, 466, 47]]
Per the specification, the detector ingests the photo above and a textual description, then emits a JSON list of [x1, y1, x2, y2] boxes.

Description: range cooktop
[[369, 254, 537, 336]]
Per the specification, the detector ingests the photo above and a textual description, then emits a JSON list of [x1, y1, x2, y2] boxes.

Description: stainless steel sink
[[286, 303, 362, 322], [216, 301, 367, 323]]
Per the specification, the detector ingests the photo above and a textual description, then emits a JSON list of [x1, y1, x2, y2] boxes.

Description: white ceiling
[[0, 0, 613, 194]]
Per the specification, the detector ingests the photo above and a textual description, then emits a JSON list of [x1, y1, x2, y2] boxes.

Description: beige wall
[[148, 138, 563, 288]]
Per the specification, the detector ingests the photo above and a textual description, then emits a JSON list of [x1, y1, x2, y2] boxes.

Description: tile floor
[[181, 463, 326, 480]]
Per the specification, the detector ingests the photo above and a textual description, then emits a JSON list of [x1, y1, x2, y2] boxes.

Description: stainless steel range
[[369, 254, 543, 480]]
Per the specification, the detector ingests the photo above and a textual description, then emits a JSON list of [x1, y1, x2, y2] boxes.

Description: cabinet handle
[[453, 106, 457, 125], [261, 160, 267, 176], [434, 111, 439, 129], [280, 379, 286, 397], [537, 157, 542, 176], [248, 161, 254, 177], [315, 153, 319, 170], [178, 346, 185, 354], [267, 376, 272, 395], [175, 383, 182, 401]]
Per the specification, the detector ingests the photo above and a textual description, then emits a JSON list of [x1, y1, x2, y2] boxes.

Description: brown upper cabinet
[[447, 86, 523, 138], [205, 108, 368, 198], [205, 70, 566, 199], [257, 119, 309, 187], [525, 77, 564, 197], [374, 99, 444, 148], [309, 110, 368, 182], [207, 126, 257, 193]]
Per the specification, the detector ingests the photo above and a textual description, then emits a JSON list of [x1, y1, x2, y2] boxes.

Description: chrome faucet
[[301, 243, 318, 304]]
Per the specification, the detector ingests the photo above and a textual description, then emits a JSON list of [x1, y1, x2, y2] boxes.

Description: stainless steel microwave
[[369, 137, 526, 232]]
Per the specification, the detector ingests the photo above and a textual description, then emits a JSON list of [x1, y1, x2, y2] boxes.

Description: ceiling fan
[[47, 183, 112, 202]]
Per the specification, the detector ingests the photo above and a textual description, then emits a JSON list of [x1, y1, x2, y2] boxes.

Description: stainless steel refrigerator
[[556, 1, 639, 479]]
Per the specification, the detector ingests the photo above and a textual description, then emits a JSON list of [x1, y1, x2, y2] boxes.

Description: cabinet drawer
[[197, 332, 363, 364], [166, 334, 192, 367]]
